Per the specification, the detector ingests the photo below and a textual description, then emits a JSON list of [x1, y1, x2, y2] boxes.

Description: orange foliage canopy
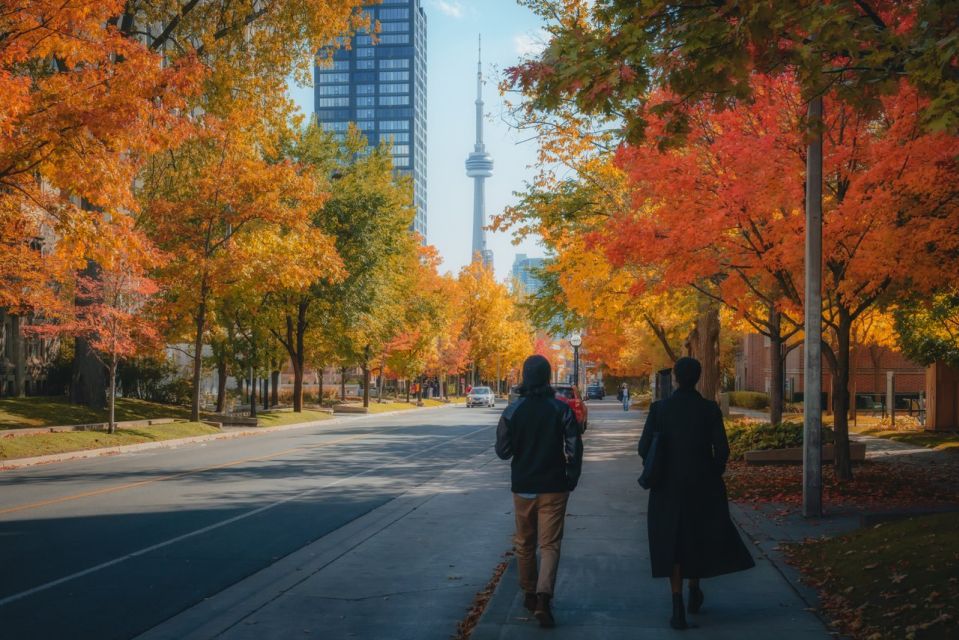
[[0, 0, 201, 310]]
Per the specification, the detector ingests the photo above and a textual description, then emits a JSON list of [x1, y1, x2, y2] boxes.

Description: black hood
[[519, 355, 553, 397]]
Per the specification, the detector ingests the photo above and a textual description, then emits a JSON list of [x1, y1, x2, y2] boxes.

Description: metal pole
[[886, 371, 895, 427], [803, 95, 823, 518], [573, 345, 580, 388]]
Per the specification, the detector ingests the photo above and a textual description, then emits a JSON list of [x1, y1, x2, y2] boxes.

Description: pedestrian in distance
[[619, 383, 630, 411], [637, 357, 755, 630], [495, 354, 584, 629]]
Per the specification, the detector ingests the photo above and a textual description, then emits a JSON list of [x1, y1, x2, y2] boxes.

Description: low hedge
[[725, 419, 833, 460], [728, 390, 769, 410]]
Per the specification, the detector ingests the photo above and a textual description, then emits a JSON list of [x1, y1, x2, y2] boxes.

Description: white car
[[466, 386, 496, 408]]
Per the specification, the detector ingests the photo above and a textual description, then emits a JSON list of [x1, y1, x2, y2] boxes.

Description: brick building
[[734, 333, 925, 409]]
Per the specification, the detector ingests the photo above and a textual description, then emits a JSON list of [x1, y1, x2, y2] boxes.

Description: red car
[[554, 384, 588, 432]]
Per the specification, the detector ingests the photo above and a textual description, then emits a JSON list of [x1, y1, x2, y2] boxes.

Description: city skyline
[[290, 0, 548, 280]]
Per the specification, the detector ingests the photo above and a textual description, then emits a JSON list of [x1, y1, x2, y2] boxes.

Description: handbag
[[637, 428, 665, 490]]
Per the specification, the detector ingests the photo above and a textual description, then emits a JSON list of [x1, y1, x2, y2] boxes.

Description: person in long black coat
[[638, 357, 754, 630]]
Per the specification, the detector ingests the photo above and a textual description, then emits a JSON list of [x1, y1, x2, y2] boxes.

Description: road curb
[[0, 403, 457, 471]]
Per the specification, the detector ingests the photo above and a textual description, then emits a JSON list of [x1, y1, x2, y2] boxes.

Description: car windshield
[[555, 387, 575, 399], [471, 387, 491, 394]]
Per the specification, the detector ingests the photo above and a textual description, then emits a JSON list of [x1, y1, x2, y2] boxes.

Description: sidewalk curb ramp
[[0, 403, 456, 471]]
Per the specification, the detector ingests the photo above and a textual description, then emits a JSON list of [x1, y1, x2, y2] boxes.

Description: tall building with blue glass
[[314, 0, 427, 237]]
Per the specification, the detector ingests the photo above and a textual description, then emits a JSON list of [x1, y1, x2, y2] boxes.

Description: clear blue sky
[[287, 0, 548, 280]]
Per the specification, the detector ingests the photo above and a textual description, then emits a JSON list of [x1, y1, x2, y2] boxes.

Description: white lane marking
[[0, 425, 493, 608]]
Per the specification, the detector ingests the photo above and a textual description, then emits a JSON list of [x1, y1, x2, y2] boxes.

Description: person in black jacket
[[638, 357, 754, 630], [495, 355, 583, 628]]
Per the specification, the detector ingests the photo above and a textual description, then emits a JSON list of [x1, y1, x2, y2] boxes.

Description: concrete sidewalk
[[472, 408, 831, 640]]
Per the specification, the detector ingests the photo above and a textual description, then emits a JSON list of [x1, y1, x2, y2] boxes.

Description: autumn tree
[[895, 293, 959, 369], [267, 123, 414, 411], [507, 0, 959, 480]]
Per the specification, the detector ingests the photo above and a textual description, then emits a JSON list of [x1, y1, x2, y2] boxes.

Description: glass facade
[[314, 0, 427, 237]]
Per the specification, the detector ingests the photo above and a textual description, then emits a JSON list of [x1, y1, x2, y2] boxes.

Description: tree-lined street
[[0, 406, 501, 639]]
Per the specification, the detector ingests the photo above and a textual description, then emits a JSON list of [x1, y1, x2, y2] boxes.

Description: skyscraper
[[465, 36, 493, 268], [512, 254, 545, 296], [314, 1, 427, 237]]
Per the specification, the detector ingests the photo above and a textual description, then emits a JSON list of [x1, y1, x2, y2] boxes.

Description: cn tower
[[465, 35, 494, 268]]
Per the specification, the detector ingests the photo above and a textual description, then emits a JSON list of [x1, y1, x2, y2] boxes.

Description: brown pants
[[512, 492, 570, 596]]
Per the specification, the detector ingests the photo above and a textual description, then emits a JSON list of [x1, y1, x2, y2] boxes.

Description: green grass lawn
[[256, 410, 334, 427], [0, 422, 220, 460], [787, 512, 959, 639], [854, 429, 959, 453], [0, 396, 192, 429]]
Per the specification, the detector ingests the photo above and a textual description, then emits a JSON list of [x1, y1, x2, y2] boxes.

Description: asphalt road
[[0, 404, 505, 640]]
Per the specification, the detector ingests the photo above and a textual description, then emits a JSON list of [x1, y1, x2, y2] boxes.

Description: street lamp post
[[570, 333, 582, 388], [362, 344, 372, 409]]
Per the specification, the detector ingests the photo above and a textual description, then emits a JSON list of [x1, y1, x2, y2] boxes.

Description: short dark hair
[[674, 357, 702, 389]]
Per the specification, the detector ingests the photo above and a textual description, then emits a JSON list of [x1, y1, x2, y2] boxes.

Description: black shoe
[[670, 593, 688, 630], [534, 593, 555, 628], [688, 585, 704, 614], [523, 592, 537, 613]]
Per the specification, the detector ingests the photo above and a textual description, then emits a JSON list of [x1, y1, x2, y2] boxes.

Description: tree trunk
[[70, 336, 107, 408], [340, 366, 347, 401], [262, 378, 268, 410], [249, 371, 257, 418], [270, 369, 279, 406], [190, 285, 208, 422], [317, 367, 324, 406], [685, 301, 721, 402], [377, 359, 385, 403], [768, 308, 785, 425], [215, 352, 227, 413], [108, 359, 117, 434], [362, 365, 370, 408], [832, 309, 854, 481]]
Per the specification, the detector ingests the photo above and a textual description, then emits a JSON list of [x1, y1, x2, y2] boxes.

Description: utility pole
[[803, 95, 823, 518]]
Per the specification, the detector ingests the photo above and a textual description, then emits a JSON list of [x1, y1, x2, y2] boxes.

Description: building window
[[317, 84, 349, 96], [392, 155, 409, 167], [356, 35, 373, 46], [380, 132, 409, 143], [357, 84, 375, 95], [378, 34, 409, 44], [378, 95, 409, 106], [379, 120, 409, 131], [379, 83, 408, 94], [356, 47, 374, 58], [379, 71, 409, 82], [356, 96, 375, 107], [356, 108, 375, 120], [390, 144, 410, 155], [380, 59, 409, 69], [356, 59, 375, 69], [318, 72, 349, 83], [317, 97, 349, 107], [357, 120, 375, 130], [379, 8, 409, 19], [378, 21, 409, 32]]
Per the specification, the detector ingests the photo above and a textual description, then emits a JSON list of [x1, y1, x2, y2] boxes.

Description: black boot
[[534, 593, 555, 628], [523, 592, 537, 613], [670, 593, 688, 630], [688, 584, 704, 614]]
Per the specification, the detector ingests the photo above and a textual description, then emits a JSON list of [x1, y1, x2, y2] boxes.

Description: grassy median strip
[[256, 410, 334, 427], [366, 399, 446, 414], [0, 396, 192, 429], [0, 422, 220, 460], [786, 512, 959, 640]]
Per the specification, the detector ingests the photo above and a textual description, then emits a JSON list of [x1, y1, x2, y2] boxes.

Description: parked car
[[585, 384, 605, 400], [466, 386, 496, 408], [554, 383, 588, 431]]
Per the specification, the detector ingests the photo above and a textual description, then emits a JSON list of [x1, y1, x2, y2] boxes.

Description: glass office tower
[[314, 0, 427, 237]]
